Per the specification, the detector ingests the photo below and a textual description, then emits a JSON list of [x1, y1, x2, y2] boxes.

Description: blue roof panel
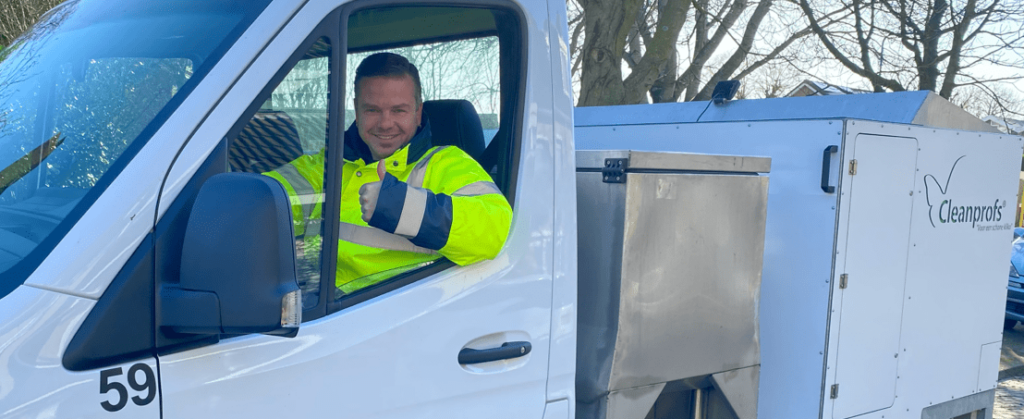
[[573, 91, 995, 132]]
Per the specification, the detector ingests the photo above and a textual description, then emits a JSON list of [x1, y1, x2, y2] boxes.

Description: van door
[[831, 134, 918, 419], [155, 2, 552, 418]]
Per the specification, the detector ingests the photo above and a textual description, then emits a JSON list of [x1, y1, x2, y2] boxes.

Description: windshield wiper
[[0, 132, 64, 194]]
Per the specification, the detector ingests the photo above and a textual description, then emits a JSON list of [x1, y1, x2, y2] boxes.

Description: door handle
[[458, 341, 532, 364], [821, 145, 838, 193]]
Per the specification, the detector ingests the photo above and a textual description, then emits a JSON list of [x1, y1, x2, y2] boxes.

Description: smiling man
[[267, 52, 512, 295]]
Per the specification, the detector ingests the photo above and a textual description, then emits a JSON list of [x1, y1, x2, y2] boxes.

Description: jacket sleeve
[[425, 147, 512, 265], [262, 151, 326, 237], [365, 147, 512, 265]]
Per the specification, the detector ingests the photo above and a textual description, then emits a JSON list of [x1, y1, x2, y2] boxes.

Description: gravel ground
[[995, 378, 1024, 419], [997, 323, 1024, 418]]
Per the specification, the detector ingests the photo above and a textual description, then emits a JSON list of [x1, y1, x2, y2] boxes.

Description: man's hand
[[359, 162, 387, 222]]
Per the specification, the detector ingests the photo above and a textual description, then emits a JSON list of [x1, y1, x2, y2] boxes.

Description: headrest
[[422, 100, 485, 162], [230, 110, 304, 173]]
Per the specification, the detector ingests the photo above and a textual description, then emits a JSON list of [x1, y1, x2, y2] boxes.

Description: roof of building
[[981, 116, 1024, 134], [786, 79, 872, 97]]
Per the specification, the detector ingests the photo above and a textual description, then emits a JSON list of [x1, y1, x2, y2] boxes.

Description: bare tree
[[0, 0, 65, 48], [797, 0, 1024, 100], [950, 84, 1022, 120], [569, 0, 809, 106]]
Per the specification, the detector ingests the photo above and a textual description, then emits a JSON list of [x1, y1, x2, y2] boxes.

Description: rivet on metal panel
[[909, 191, 913, 196]]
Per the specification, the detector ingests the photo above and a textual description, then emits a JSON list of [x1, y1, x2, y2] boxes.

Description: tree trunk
[[918, 0, 948, 92], [577, 0, 643, 106]]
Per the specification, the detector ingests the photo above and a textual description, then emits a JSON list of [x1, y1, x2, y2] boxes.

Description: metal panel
[[711, 366, 760, 419], [577, 150, 770, 173], [576, 120, 842, 419], [576, 171, 627, 404], [576, 149, 768, 419], [0, 286, 161, 419], [546, 0, 579, 404], [821, 121, 1019, 419], [831, 134, 918, 419], [977, 341, 1001, 392], [609, 171, 766, 391], [920, 390, 994, 419]]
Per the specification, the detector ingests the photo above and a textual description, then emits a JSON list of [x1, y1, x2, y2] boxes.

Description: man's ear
[[415, 101, 423, 127]]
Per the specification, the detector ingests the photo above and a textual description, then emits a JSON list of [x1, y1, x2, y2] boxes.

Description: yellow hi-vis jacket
[[265, 120, 512, 294]]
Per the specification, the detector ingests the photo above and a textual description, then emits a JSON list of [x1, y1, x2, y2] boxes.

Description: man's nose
[[378, 111, 397, 128]]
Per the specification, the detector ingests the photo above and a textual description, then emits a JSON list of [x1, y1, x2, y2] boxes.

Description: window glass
[[232, 38, 331, 310], [0, 0, 271, 299]]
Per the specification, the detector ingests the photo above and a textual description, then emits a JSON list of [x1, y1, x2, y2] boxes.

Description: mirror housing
[[161, 172, 301, 337]]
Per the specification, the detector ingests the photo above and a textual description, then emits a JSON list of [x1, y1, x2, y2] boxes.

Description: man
[[266, 52, 512, 295]]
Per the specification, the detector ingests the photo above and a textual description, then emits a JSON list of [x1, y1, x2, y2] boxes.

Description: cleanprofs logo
[[924, 155, 1007, 230]]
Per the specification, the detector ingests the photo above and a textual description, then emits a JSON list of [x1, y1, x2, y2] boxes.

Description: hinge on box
[[602, 158, 628, 183], [839, 274, 848, 289], [849, 159, 858, 175], [830, 384, 839, 399]]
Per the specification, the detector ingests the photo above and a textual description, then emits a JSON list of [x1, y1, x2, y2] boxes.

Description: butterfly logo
[[923, 155, 965, 228]]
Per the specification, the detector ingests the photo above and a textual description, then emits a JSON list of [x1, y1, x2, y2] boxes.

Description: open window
[[221, 2, 524, 321], [327, 3, 525, 311]]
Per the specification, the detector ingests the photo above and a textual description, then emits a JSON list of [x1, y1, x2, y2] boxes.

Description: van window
[[326, 4, 523, 310], [0, 0, 271, 299]]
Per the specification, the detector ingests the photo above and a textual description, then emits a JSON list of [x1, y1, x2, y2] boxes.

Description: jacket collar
[[343, 116, 434, 166]]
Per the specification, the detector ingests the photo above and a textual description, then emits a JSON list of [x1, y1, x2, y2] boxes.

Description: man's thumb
[[377, 160, 387, 180]]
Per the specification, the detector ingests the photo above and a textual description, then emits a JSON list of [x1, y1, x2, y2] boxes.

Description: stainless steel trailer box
[[576, 150, 770, 419], [574, 92, 1023, 419]]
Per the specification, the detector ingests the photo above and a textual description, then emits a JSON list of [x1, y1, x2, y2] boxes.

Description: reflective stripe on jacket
[[265, 119, 511, 295]]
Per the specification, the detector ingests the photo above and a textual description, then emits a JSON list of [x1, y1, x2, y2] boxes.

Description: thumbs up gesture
[[359, 161, 389, 222]]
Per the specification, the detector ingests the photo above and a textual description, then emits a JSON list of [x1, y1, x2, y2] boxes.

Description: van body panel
[[0, 286, 160, 419]]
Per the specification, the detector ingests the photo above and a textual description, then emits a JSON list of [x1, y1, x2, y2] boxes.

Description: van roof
[[574, 91, 999, 133]]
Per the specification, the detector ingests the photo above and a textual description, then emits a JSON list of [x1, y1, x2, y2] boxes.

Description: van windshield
[[0, 0, 271, 298]]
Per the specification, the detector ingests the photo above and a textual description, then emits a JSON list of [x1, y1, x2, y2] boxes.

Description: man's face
[[354, 74, 422, 161]]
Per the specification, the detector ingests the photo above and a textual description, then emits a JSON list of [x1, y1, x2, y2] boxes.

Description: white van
[[0, 1, 1019, 418]]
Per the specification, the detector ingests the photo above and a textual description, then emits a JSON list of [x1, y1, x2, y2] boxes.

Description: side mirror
[[160, 172, 301, 337]]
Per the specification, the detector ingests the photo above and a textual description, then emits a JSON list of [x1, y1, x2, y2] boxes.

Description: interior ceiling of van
[[347, 7, 497, 52]]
